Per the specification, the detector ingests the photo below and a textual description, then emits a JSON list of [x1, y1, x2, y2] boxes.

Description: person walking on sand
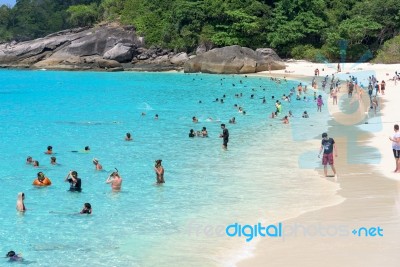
[[389, 124, 400, 173], [106, 170, 122, 191], [154, 159, 165, 184], [319, 133, 338, 180]]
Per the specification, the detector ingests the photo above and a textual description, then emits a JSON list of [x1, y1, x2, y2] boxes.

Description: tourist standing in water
[[317, 95, 324, 112], [106, 170, 122, 191], [154, 159, 165, 184], [16, 192, 26, 212], [318, 133, 338, 180], [220, 124, 229, 149], [65, 171, 82, 192]]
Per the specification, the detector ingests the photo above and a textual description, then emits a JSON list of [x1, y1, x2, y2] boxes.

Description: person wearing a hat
[[154, 160, 165, 184], [318, 133, 338, 180]]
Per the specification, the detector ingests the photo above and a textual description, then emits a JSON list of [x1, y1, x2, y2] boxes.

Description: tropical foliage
[[0, 0, 399, 62]]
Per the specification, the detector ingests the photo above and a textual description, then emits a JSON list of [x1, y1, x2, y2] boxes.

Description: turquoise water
[[0, 70, 341, 266]]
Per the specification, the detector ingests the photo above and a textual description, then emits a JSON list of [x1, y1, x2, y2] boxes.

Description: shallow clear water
[[0, 70, 341, 266]]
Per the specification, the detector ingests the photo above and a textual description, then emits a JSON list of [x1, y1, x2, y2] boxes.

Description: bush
[[291, 45, 326, 62], [373, 35, 400, 64]]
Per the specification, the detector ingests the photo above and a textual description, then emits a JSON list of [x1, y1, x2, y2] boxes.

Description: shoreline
[[237, 62, 400, 267]]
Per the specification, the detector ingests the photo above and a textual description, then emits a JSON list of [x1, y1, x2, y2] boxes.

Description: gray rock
[[256, 48, 282, 62], [184, 45, 285, 74], [0, 24, 144, 70], [103, 43, 135, 62], [97, 58, 123, 69], [170, 52, 188, 65]]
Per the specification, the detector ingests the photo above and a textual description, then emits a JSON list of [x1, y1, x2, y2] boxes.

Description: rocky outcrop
[[184, 45, 285, 74], [0, 25, 285, 73], [0, 24, 188, 71]]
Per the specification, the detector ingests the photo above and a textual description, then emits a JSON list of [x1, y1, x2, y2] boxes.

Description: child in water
[[317, 95, 324, 112], [80, 203, 92, 214]]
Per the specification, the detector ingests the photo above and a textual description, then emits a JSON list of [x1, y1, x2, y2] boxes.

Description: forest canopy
[[0, 0, 399, 62]]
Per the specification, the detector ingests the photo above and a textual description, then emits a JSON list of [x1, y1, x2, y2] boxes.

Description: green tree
[[67, 3, 99, 27]]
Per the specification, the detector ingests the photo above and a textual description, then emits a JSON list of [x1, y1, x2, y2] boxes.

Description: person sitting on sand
[[154, 159, 165, 184], [125, 132, 133, 141], [16, 192, 26, 212], [80, 203, 92, 214], [106, 170, 122, 191], [93, 158, 102, 170], [302, 111, 309, 118]]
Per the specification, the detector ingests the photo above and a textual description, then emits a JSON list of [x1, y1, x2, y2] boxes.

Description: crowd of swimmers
[[10, 68, 395, 262]]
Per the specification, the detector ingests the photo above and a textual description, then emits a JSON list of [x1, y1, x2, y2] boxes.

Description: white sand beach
[[238, 61, 400, 267]]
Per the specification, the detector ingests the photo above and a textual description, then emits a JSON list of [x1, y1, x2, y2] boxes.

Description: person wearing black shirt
[[65, 170, 82, 192], [220, 124, 229, 149], [318, 133, 338, 180]]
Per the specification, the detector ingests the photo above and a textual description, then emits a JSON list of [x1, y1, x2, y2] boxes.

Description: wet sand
[[238, 62, 400, 267]]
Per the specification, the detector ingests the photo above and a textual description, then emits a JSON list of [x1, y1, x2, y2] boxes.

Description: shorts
[[223, 139, 229, 147], [393, 149, 400, 159], [322, 153, 334, 165]]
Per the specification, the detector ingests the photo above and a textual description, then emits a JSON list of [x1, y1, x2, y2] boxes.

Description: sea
[[0, 69, 342, 266]]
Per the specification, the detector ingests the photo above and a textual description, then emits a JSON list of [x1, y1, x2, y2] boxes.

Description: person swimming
[[6, 251, 23, 261], [33, 160, 39, 167], [45, 145, 53, 154], [80, 203, 92, 214], [26, 156, 33, 164], [189, 129, 195, 138], [50, 156, 57, 165], [125, 132, 133, 141], [93, 158, 103, 170]]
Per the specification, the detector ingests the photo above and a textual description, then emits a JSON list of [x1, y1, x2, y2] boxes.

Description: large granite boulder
[[0, 24, 143, 70], [170, 52, 188, 65], [184, 45, 285, 74], [256, 48, 282, 62], [103, 43, 135, 62]]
